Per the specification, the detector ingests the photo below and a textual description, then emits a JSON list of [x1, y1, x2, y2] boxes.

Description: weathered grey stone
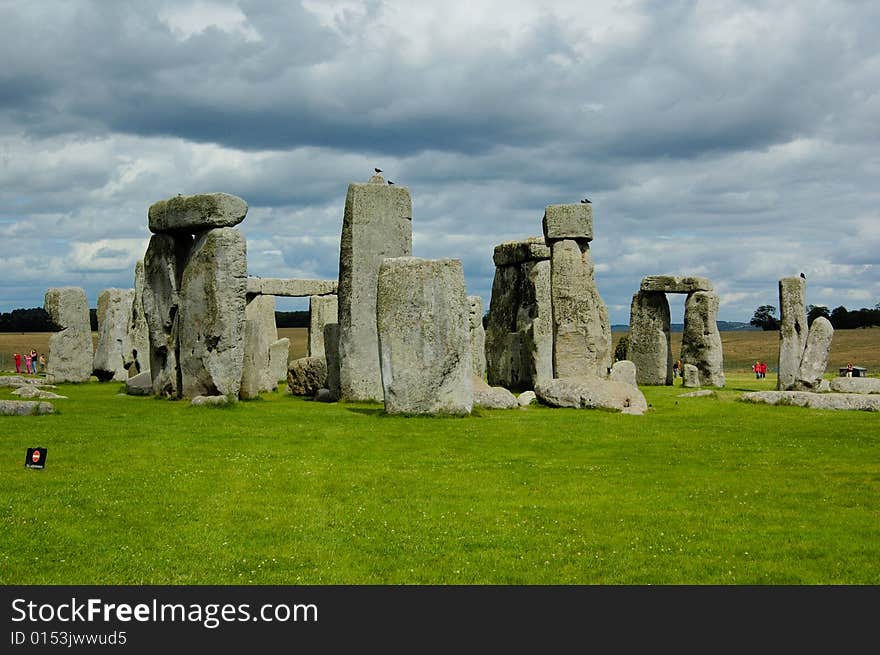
[[817, 379, 832, 393], [777, 276, 808, 390], [468, 296, 487, 380], [0, 376, 41, 388], [308, 294, 338, 358], [550, 239, 611, 379], [682, 363, 700, 388], [377, 257, 472, 415], [323, 324, 341, 401], [179, 227, 247, 399], [143, 233, 191, 398], [248, 278, 338, 297], [486, 265, 521, 387], [829, 377, 880, 394], [93, 288, 135, 382], [741, 390, 880, 411], [314, 388, 333, 402], [535, 377, 648, 415], [125, 370, 153, 396], [11, 386, 67, 399], [678, 389, 715, 398], [128, 260, 150, 376], [0, 399, 54, 415], [627, 291, 672, 385], [288, 356, 328, 396], [610, 360, 638, 387], [149, 192, 247, 234], [640, 275, 714, 294], [472, 377, 518, 409], [269, 338, 290, 385], [338, 179, 412, 401], [681, 291, 725, 387], [542, 204, 593, 242], [795, 317, 834, 390], [240, 295, 277, 399], [517, 390, 537, 406], [44, 287, 93, 383], [492, 237, 551, 266], [191, 395, 231, 407]]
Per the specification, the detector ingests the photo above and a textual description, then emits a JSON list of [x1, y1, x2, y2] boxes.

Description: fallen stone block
[[517, 390, 537, 406], [472, 378, 518, 409], [11, 387, 67, 399], [829, 377, 880, 394], [125, 370, 153, 396], [740, 390, 880, 411], [0, 400, 54, 415], [191, 395, 232, 407], [288, 356, 328, 397], [535, 377, 647, 414]]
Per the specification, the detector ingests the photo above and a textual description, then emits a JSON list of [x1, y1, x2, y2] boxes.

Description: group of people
[[13, 349, 44, 375], [752, 361, 768, 379]]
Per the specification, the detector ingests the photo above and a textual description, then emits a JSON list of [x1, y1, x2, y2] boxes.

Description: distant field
[[1, 327, 877, 375]]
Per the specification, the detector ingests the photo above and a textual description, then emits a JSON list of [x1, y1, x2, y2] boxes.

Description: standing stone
[[93, 288, 135, 382], [377, 257, 472, 415], [777, 276, 808, 390], [179, 227, 247, 399], [269, 338, 290, 385], [308, 294, 338, 358], [548, 239, 611, 379], [468, 296, 487, 380], [148, 193, 248, 234], [627, 291, 672, 385], [44, 287, 93, 383], [337, 176, 412, 401], [682, 363, 700, 388], [128, 260, 150, 376], [143, 233, 191, 397], [796, 316, 834, 390], [519, 259, 554, 386], [680, 291, 725, 387], [610, 360, 638, 388], [486, 263, 522, 387], [323, 323, 341, 401], [240, 295, 275, 399]]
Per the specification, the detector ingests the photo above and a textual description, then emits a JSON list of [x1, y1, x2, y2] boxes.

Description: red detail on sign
[[32, 450, 41, 463]]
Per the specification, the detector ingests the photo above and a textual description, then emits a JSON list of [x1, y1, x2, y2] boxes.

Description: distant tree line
[[750, 303, 880, 331], [1, 307, 311, 331]]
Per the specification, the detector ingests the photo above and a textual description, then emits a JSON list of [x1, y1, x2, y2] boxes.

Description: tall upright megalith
[[308, 294, 338, 358], [44, 287, 93, 383], [93, 288, 135, 382], [240, 294, 277, 399], [377, 257, 472, 415], [128, 260, 150, 375], [143, 234, 191, 397], [337, 174, 412, 401], [468, 296, 487, 380], [680, 290, 725, 387], [797, 316, 834, 390], [627, 291, 672, 385], [778, 276, 808, 390], [543, 204, 611, 379], [179, 227, 247, 399]]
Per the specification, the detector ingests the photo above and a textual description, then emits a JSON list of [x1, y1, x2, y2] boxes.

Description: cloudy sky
[[1, 0, 878, 323]]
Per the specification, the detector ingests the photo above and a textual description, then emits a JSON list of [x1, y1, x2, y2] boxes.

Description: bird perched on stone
[[375, 167, 382, 173], [580, 198, 591, 204], [800, 272, 806, 279], [387, 180, 395, 185]]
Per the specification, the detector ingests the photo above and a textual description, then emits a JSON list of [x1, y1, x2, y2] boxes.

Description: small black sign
[[25, 447, 47, 469]]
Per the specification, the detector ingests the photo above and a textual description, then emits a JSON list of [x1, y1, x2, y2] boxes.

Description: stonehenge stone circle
[[627, 291, 672, 385], [337, 175, 412, 401], [485, 239, 553, 390], [468, 296, 487, 380], [377, 257, 472, 415], [93, 288, 135, 382], [796, 316, 834, 390], [308, 294, 338, 358], [143, 233, 191, 397], [777, 276, 808, 390], [680, 290, 725, 388], [148, 193, 247, 234], [534, 378, 648, 415], [178, 227, 247, 399], [44, 286, 93, 383]]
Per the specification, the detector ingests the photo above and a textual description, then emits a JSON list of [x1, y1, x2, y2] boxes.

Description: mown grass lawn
[[1, 373, 878, 584]]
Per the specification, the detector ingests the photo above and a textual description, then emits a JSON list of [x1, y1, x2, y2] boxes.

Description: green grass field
[[2, 373, 878, 585]]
